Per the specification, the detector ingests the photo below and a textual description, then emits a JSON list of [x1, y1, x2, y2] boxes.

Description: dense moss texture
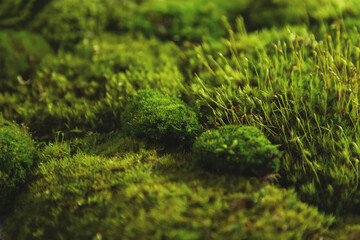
[[3, 135, 334, 240], [0, 34, 185, 140], [0, 123, 36, 211], [193, 126, 280, 175], [122, 90, 201, 146], [3, 0, 360, 238]]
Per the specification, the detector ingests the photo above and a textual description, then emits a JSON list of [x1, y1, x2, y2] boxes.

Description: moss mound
[[0, 123, 37, 211], [122, 90, 201, 147], [193, 126, 281, 175]]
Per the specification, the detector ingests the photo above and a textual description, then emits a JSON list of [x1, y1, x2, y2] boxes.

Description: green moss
[[29, 0, 108, 49], [3, 0, 360, 237], [0, 122, 37, 212], [2, 139, 334, 239], [192, 18, 360, 213], [245, 0, 308, 30], [122, 90, 201, 147], [72, 131, 146, 157], [108, 0, 248, 42], [244, 0, 350, 30], [0, 0, 50, 28], [193, 125, 280, 176], [0, 34, 186, 140], [0, 30, 52, 89], [130, 0, 227, 42]]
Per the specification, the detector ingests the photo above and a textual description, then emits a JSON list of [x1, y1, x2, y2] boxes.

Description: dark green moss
[[0, 30, 52, 90], [0, 0, 50, 28], [0, 122, 37, 212], [29, 0, 108, 49], [108, 0, 248, 42]]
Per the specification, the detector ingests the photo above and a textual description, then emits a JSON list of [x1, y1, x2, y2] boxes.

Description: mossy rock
[[122, 90, 201, 147], [0, 122, 37, 212], [193, 125, 281, 175], [0, 30, 52, 89]]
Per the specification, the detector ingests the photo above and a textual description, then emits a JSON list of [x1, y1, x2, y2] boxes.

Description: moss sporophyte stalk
[[3, 0, 360, 239]]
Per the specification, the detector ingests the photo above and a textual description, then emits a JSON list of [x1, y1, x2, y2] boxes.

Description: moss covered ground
[[2, 0, 360, 239]]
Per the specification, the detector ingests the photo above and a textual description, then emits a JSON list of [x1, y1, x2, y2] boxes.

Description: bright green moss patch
[[0, 122, 36, 212], [193, 126, 280, 175], [122, 90, 201, 147]]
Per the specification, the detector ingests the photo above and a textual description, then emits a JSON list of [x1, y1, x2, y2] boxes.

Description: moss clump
[[193, 125, 280, 175], [0, 30, 52, 89], [0, 123, 37, 211], [122, 90, 201, 147]]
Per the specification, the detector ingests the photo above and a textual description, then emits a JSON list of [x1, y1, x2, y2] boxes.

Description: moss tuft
[[122, 90, 201, 147], [193, 125, 281, 176]]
